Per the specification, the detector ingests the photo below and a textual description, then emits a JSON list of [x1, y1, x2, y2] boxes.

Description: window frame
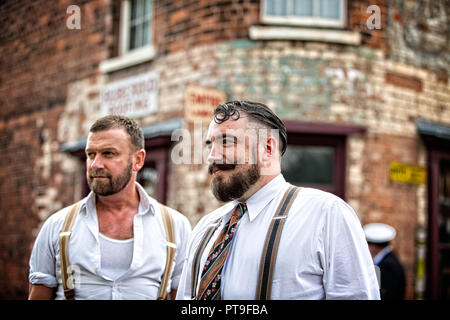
[[120, 0, 153, 55], [284, 133, 346, 199], [283, 120, 366, 200], [100, 0, 155, 73], [141, 135, 171, 204], [261, 0, 347, 28]]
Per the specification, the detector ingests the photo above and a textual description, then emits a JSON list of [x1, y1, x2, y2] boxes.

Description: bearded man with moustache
[[176, 100, 380, 300], [28, 115, 191, 300]]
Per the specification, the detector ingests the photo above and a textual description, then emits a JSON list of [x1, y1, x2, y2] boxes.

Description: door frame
[[427, 148, 450, 299]]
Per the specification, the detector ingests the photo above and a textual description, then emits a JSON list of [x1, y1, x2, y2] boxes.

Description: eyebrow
[[85, 146, 120, 153], [205, 133, 237, 145]]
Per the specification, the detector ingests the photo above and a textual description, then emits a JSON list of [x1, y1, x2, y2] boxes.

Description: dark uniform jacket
[[378, 251, 406, 300]]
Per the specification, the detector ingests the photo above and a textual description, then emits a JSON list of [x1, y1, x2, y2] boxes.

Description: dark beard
[[211, 164, 260, 202], [87, 161, 133, 196]]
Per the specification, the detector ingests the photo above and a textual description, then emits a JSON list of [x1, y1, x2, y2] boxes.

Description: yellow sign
[[389, 162, 426, 185]]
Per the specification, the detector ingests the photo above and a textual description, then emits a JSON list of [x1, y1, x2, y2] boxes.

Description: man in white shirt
[[176, 100, 380, 300], [28, 115, 191, 300]]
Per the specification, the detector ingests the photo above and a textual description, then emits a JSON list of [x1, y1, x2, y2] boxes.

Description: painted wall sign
[[184, 85, 227, 122], [101, 72, 159, 118]]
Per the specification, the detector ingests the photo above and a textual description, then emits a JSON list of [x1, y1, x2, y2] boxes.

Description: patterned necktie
[[197, 202, 247, 300]]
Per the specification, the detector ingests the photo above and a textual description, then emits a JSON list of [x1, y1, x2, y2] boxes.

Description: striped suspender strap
[[256, 185, 300, 300], [190, 217, 223, 299], [157, 204, 177, 300], [59, 200, 83, 300]]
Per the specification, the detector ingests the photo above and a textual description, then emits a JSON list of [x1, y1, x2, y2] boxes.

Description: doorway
[[428, 150, 450, 299]]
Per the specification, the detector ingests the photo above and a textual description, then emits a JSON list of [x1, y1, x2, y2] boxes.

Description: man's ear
[[133, 149, 146, 172], [259, 135, 282, 176], [262, 136, 278, 161]]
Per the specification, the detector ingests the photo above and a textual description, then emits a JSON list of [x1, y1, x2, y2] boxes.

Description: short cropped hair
[[89, 115, 144, 151], [213, 100, 287, 156]]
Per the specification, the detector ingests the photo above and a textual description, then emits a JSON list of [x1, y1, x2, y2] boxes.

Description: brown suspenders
[[256, 185, 300, 299], [190, 185, 300, 300], [59, 201, 176, 300]]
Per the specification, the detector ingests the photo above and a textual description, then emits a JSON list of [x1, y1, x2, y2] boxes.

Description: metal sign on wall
[[389, 161, 426, 185], [184, 85, 227, 123], [101, 72, 159, 118]]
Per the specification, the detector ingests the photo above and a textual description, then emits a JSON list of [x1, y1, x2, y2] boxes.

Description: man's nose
[[89, 155, 104, 169], [207, 143, 221, 164]]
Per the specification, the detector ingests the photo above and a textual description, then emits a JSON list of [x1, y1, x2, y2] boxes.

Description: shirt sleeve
[[174, 252, 192, 300], [171, 214, 192, 291], [28, 215, 58, 288], [319, 199, 380, 300]]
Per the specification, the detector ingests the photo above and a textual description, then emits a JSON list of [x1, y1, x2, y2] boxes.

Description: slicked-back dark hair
[[213, 100, 287, 155], [89, 115, 144, 151]]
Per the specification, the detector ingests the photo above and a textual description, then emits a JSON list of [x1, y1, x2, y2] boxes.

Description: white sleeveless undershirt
[[99, 233, 134, 280]]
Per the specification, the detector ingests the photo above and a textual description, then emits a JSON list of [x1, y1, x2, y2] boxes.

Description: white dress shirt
[[176, 174, 380, 300], [29, 182, 192, 300]]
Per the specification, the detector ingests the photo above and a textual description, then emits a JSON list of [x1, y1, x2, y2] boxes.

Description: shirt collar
[[233, 174, 288, 222], [373, 245, 392, 265], [81, 182, 156, 217]]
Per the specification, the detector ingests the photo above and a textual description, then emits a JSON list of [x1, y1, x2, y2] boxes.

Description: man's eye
[[86, 152, 95, 158], [103, 152, 114, 157], [222, 139, 234, 147]]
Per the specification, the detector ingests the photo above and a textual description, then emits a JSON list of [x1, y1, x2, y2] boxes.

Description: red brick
[[385, 72, 423, 92]]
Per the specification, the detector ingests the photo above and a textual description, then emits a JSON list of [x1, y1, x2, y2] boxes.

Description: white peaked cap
[[363, 223, 396, 243]]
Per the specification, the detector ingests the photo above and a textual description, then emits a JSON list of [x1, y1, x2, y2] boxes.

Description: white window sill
[[99, 45, 156, 73], [249, 26, 361, 46]]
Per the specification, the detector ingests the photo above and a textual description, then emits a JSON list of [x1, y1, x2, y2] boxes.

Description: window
[[121, 0, 153, 54], [137, 144, 169, 204], [262, 0, 346, 28], [282, 145, 334, 187], [282, 135, 345, 198], [129, 0, 152, 51], [281, 120, 366, 199], [100, 0, 155, 73], [137, 167, 158, 199]]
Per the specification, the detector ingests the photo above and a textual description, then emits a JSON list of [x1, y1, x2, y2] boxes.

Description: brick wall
[[387, 0, 449, 75], [348, 0, 388, 50], [153, 0, 260, 54], [0, 0, 112, 298]]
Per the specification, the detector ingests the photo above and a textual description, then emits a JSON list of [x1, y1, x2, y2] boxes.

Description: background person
[[364, 223, 406, 300]]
